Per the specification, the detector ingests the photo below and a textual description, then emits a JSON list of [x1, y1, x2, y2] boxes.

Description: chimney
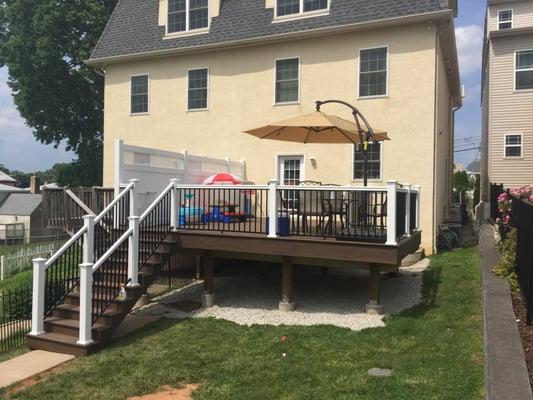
[[30, 175, 41, 194]]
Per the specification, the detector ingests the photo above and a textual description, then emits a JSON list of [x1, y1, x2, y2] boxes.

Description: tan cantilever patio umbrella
[[244, 100, 389, 186]]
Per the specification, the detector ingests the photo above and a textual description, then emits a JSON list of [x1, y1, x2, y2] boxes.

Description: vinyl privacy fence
[[1, 242, 63, 281]]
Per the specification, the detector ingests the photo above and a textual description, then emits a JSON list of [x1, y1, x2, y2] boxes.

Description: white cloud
[[455, 25, 484, 77], [0, 67, 74, 172]]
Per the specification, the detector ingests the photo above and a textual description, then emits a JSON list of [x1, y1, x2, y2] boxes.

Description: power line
[[454, 147, 481, 153]]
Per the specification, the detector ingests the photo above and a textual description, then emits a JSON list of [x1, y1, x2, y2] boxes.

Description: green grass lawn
[[2, 247, 483, 400]]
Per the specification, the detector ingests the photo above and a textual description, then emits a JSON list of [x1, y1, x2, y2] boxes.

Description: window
[[516, 50, 533, 90], [276, 0, 328, 17], [354, 142, 381, 180], [498, 9, 512, 30], [188, 68, 208, 110], [131, 75, 149, 114], [168, 0, 208, 34], [275, 58, 299, 104], [504, 134, 522, 157], [359, 47, 388, 97]]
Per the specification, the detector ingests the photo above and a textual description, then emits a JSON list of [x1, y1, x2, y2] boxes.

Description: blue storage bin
[[266, 214, 290, 236], [179, 207, 204, 226]]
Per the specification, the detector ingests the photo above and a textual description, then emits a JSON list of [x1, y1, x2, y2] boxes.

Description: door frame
[[276, 154, 306, 184]]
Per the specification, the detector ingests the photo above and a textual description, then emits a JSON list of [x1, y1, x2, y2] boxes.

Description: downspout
[[432, 26, 438, 254]]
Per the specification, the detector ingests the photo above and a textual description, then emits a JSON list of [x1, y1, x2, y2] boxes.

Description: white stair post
[[386, 181, 398, 245], [268, 180, 279, 238], [78, 214, 95, 345], [413, 185, 421, 230], [29, 258, 47, 336], [170, 179, 180, 231], [404, 184, 412, 237], [77, 262, 94, 345], [128, 216, 140, 287], [129, 178, 139, 216]]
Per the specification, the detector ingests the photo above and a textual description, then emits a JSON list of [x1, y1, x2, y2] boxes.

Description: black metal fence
[[490, 183, 504, 220], [510, 196, 533, 324], [0, 284, 32, 354]]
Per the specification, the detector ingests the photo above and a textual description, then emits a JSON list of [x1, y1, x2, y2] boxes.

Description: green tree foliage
[[494, 228, 519, 292], [1, 162, 98, 188], [453, 171, 471, 193], [0, 0, 118, 186]]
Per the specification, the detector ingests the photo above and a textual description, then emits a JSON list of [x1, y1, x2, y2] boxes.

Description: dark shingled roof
[[0, 194, 42, 216], [90, 0, 451, 62]]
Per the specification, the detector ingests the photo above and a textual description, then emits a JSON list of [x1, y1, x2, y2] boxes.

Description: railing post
[[29, 258, 47, 336], [170, 179, 180, 231], [413, 185, 421, 230], [77, 262, 94, 345], [404, 184, 411, 237], [128, 216, 140, 287], [268, 180, 279, 238], [386, 180, 398, 245], [129, 178, 139, 216], [83, 215, 95, 264]]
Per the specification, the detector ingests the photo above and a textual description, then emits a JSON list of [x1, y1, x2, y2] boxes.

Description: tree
[[0, 0, 118, 186]]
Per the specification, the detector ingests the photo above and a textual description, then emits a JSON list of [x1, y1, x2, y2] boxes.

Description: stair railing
[[29, 180, 138, 339]]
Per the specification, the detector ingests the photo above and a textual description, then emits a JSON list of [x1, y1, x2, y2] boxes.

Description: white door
[[278, 156, 304, 210]]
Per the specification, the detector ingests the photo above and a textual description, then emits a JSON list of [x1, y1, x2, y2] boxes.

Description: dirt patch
[[128, 385, 200, 400], [511, 293, 533, 390]]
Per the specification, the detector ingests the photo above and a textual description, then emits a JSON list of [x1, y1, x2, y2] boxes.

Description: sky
[[0, 0, 486, 173]]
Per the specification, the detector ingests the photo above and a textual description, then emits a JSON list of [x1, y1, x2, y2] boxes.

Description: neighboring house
[[480, 0, 533, 216], [87, 0, 462, 253], [0, 171, 17, 187], [0, 193, 43, 243]]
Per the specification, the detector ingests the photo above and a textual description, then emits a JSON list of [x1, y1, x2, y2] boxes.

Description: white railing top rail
[[44, 225, 87, 268], [174, 184, 268, 190], [140, 180, 176, 222], [92, 227, 133, 272], [94, 181, 135, 224], [278, 185, 388, 192]]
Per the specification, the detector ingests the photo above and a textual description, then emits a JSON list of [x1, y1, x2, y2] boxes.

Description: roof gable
[[90, 0, 451, 62]]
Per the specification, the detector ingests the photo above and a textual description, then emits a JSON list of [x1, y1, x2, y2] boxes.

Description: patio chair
[[322, 192, 348, 236], [295, 189, 325, 234]]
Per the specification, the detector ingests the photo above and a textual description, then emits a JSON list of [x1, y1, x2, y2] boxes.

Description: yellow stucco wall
[[102, 23, 449, 253]]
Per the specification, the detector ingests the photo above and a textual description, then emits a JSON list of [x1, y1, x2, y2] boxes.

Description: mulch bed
[[511, 293, 533, 389]]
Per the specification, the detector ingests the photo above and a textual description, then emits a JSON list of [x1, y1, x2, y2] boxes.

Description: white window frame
[[274, 57, 301, 106], [498, 9, 513, 30], [503, 133, 523, 158], [166, 0, 210, 37], [357, 46, 389, 99], [273, 0, 330, 22], [187, 67, 209, 112], [130, 74, 150, 116], [352, 142, 383, 182], [514, 49, 533, 92]]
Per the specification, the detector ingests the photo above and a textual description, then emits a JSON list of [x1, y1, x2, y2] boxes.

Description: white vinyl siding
[[359, 47, 388, 98], [275, 58, 299, 104]]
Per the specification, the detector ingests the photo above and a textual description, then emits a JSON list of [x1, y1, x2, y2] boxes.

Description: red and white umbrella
[[202, 172, 242, 185]]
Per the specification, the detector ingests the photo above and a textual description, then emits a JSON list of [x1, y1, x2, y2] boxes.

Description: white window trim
[[498, 9, 513, 30], [130, 74, 150, 116], [503, 133, 523, 158], [351, 142, 384, 182], [274, 57, 301, 106], [273, 0, 330, 22], [187, 67, 210, 112], [276, 154, 306, 184], [357, 45, 390, 99], [166, 0, 210, 38], [514, 49, 533, 92]]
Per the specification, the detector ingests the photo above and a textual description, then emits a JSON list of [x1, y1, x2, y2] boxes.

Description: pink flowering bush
[[497, 186, 533, 233]]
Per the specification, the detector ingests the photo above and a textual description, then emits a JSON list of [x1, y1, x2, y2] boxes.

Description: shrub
[[494, 228, 519, 293]]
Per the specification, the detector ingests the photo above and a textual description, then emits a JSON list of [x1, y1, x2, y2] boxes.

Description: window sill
[[164, 28, 210, 40], [351, 179, 383, 184], [187, 108, 209, 113], [357, 95, 389, 100], [273, 10, 330, 23], [130, 112, 150, 117], [502, 156, 523, 160], [274, 101, 300, 107], [514, 88, 533, 93]]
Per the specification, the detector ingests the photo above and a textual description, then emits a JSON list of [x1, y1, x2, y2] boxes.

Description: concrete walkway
[[480, 223, 533, 400], [0, 350, 74, 389]]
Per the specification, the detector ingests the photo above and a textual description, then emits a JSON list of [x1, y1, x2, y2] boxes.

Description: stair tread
[[30, 332, 98, 347], [56, 303, 123, 317], [45, 316, 110, 331], [66, 292, 133, 302]]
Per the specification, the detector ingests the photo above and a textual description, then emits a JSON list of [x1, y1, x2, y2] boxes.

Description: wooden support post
[[366, 265, 384, 315], [202, 253, 215, 307], [279, 257, 295, 311]]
